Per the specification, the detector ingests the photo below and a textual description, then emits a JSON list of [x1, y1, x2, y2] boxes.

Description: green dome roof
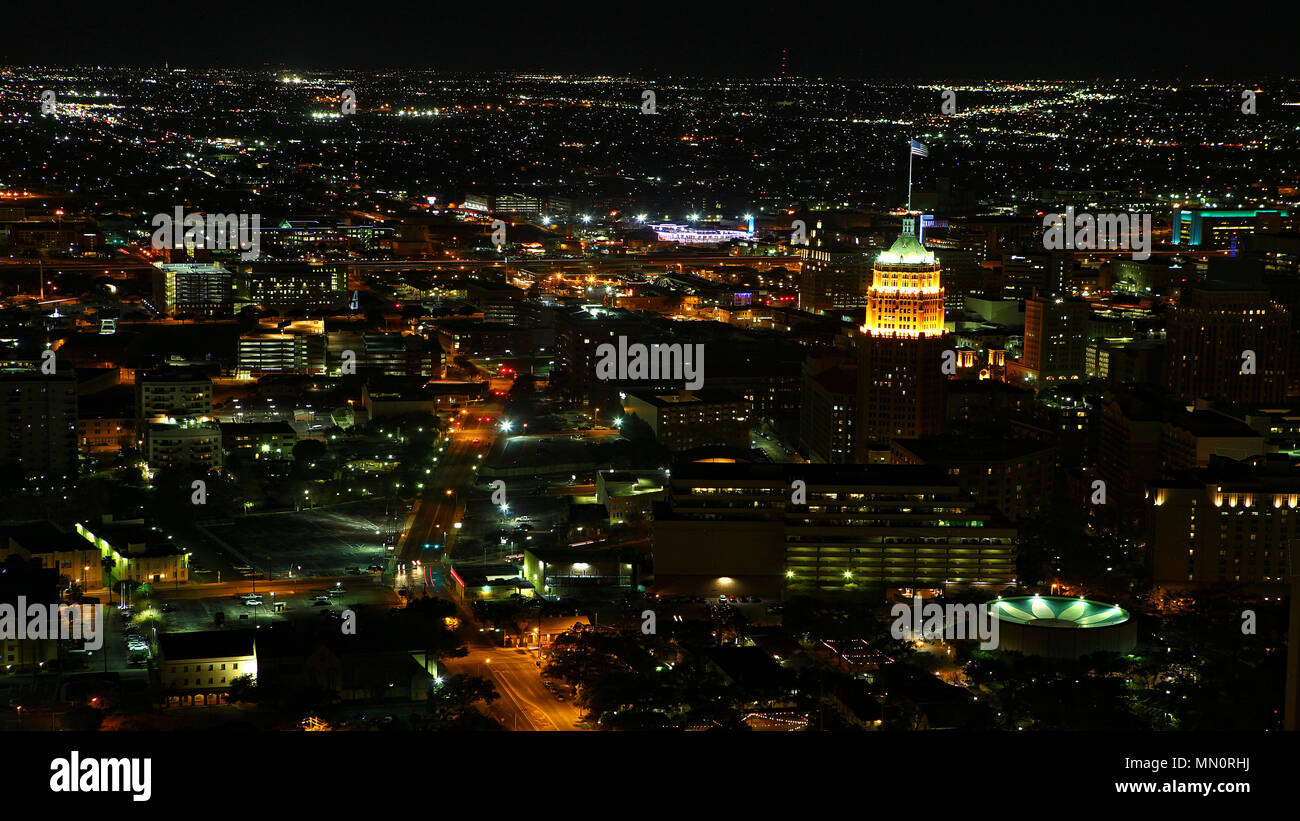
[[988, 596, 1130, 628], [876, 232, 935, 265]]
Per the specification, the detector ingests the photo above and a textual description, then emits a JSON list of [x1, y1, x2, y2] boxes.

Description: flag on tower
[[910, 139, 929, 157]]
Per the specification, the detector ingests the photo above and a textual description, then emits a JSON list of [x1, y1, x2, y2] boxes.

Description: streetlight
[[498, 419, 514, 433]]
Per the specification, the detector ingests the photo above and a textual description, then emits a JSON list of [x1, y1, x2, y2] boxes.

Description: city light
[[1, 36, 1281, 759]]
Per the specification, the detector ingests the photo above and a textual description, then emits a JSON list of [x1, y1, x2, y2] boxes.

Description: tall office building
[[1163, 283, 1290, 405], [799, 357, 857, 464], [1014, 293, 1090, 385], [553, 304, 653, 402], [854, 216, 948, 454], [934, 247, 982, 310], [151, 263, 234, 316], [0, 374, 77, 483], [796, 228, 874, 313], [1001, 250, 1072, 300]]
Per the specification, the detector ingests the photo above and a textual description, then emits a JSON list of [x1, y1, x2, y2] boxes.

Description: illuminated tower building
[[855, 216, 949, 458]]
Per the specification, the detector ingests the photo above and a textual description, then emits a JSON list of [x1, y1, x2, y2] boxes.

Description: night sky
[[4, 6, 1295, 78]]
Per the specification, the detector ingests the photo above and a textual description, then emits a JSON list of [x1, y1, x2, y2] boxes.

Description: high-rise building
[[1163, 282, 1290, 405], [0, 374, 77, 483], [798, 358, 857, 463], [934, 247, 982, 310], [1011, 293, 1090, 386], [1148, 454, 1298, 593], [797, 253, 873, 312], [794, 218, 876, 313], [1098, 386, 1265, 518], [136, 368, 214, 426], [553, 305, 654, 402], [1086, 337, 1165, 387], [1001, 251, 1072, 300], [622, 389, 751, 452], [151, 263, 234, 316], [853, 216, 948, 454]]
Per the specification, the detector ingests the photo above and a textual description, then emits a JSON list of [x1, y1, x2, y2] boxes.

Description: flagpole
[[907, 140, 913, 212]]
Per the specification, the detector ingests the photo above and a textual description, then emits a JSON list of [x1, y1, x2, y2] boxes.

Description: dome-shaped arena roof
[[989, 595, 1130, 629]]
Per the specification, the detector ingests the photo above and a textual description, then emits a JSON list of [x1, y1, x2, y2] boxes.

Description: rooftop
[[893, 437, 1055, 462], [625, 389, 746, 408], [876, 232, 935, 266], [159, 630, 256, 661], [989, 596, 1130, 628]]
